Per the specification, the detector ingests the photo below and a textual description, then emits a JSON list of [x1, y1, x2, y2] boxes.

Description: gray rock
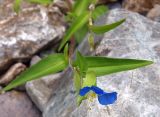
[[73, 9, 160, 117], [43, 69, 76, 117], [44, 9, 160, 117], [26, 56, 64, 112], [0, 0, 65, 72], [0, 90, 41, 117], [0, 63, 26, 85]]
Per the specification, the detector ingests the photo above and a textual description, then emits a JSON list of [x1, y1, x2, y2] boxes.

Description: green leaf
[[82, 71, 96, 87], [74, 26, 88, 43], [64, 43, 69, 62], [85, 56, 153, 76], [3, 54, 68, 91], [58, 12, 89, 51], [13, 0, 22, 13], [92, 5, 108, 20], [89, 19, 125, 34], [88, 33, 95, 51], [73, 68, 81, 93], [65, 12, 76, 23], [73, 6, 108, 44], [73, 0, 92, 16], [28, 0, 53, 5], [75, 51, 88, 76]]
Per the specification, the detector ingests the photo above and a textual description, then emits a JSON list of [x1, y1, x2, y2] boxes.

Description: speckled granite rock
[[43, 69, 76, 117], [43, 9, 160, 117], [0, 0, 65, 72], [0, 90, 41, 117]]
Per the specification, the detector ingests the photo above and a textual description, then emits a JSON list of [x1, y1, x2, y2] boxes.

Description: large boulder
[[43, 9, 160, 117], [0, 0, 65, 72]]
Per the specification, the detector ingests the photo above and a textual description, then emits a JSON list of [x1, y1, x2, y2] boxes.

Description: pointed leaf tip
[[85, 56, 153, 76], [3, 53, 68, 91], [89, 19, 126, 34]]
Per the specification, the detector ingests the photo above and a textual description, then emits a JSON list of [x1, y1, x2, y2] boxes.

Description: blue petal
[[98, 92, 117, 105], [79, 87, 91, 96], [91, 86, 104, 95]]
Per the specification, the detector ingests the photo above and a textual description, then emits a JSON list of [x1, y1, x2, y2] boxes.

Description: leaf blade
[[85, 56, 153, 76], [3, 54, 68, 91], [73, 0, 91, 16], [92, 5, 108, 20], [74, 26, 88, 43], [58, 12, 89, 51], [89, 19, 125, 34]]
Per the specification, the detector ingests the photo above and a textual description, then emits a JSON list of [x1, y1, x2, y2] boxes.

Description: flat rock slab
[[0, 0, 65, 72], [0, 91, 41, 117], [44, 9, 160, 117]]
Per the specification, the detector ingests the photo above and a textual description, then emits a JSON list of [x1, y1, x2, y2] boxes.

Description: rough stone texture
[[123, 0, 160, 14], [0, 0, 65, 72], [44, 9, 160, 117], [0, 63, 26, 85], [26, 56, 64, 112], [0, 90, 41, 117], [147, 4, 160, 22], [43, 69, 76, 117]]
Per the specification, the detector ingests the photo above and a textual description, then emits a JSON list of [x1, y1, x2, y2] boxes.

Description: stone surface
[[26, 56, 64, 112], [44, 9, 160, 117], [0, 63, 26, 85], [0, 90, 41, 117], [147, 4, 160, 22], [0, 0, 65, 72], [123, 0, 160, 14], [43, 69, 76, 117]]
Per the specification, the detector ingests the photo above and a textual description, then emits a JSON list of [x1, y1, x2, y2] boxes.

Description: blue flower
[[79, 86, 117, 105]]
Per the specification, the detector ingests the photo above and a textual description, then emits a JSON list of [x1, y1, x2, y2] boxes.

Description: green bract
[[82, 71, 96, 87], [73, 68, 81, 93], [75, 51, 88, 76]]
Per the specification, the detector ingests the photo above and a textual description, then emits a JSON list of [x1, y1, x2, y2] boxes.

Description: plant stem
[[66, 0, 74, 57], [69, 36, 75, 58]]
